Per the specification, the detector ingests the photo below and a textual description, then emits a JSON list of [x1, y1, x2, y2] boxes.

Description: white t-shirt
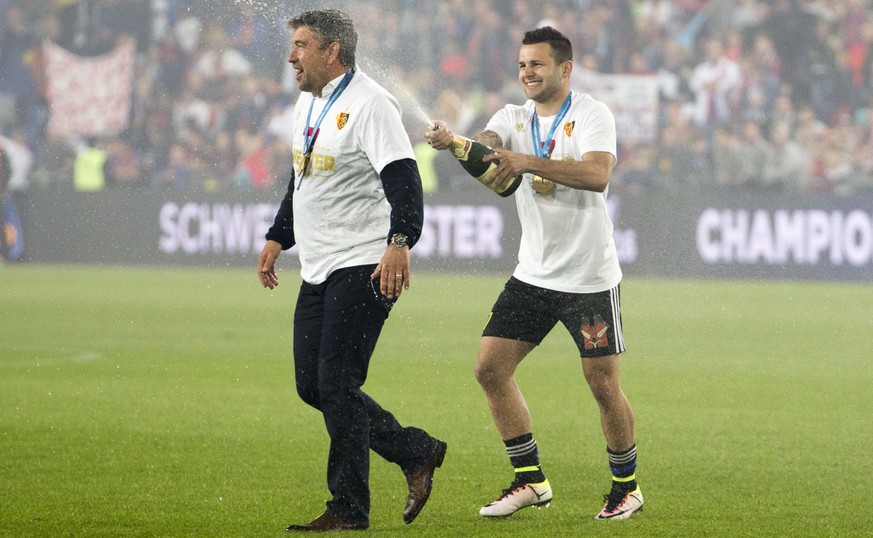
[[485, 90, 622, 293], [292, 70, 415, 284]]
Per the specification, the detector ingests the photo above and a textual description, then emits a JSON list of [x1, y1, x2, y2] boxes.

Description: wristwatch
[[390, 233, 408, 249]]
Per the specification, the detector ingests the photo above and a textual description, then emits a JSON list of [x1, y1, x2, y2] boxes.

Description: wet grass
[[2, 264, 871, 537]]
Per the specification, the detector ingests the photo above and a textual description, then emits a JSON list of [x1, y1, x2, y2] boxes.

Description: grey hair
[[287, 9, 357, 68]]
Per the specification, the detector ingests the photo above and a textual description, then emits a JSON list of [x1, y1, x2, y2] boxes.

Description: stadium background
[[1, 0, 873, 279]]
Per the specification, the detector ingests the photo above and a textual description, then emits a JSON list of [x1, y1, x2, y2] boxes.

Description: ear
[[325, 41, 341, 65], [562, 59, 573, 79]]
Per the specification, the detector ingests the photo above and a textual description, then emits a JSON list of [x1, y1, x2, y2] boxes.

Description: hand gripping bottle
[[448, 135, 521, 197]]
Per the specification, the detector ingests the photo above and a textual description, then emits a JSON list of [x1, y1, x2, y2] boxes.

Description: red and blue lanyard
[[531, 92, 572, 158]]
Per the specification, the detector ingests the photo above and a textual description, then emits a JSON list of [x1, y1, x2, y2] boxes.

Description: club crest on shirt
[[515, 123, 525, 132], [336, 112, 350, 130], [581, 315, 609, 349], [564, 120, 575, 138]]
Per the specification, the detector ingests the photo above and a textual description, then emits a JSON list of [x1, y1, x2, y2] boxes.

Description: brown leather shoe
[[402, 439, 447, 524], [285, 511, 367, 532]]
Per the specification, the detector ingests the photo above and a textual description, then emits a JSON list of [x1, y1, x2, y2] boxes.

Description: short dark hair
[[287, 9, 357, 68], [522, 26, 573, 64]]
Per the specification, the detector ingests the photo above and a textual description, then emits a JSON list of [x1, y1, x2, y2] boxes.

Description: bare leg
[[582, 354, 635, 452], [474, 336, 537, 439]]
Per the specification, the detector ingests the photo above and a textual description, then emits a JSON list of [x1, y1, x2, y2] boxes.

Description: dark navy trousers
[[292, 264, 435, 525]]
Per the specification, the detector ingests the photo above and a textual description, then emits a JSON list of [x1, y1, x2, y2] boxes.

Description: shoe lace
[[602, 486, 628, 512], [499, 479, 529, 499]]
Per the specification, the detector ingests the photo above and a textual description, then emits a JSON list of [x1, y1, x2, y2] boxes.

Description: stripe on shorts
[[609, 285, 625, 353]]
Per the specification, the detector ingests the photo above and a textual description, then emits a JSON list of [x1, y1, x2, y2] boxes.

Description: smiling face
[[518, 42, 570, 110], [287, 26, 335, 96]]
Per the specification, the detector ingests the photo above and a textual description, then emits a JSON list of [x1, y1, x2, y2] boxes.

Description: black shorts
[[482, 277, 626, 358]]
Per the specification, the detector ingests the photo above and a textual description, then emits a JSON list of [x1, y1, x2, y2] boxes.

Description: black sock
[[607, 444, 637, 491], [505, 433, 546, 483]]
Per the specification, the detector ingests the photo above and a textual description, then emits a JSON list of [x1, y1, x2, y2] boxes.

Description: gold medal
[[531, 175, 555, 194]]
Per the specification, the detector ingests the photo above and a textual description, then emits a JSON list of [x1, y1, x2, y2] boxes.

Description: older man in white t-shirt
[[257, 9, 445, 533]]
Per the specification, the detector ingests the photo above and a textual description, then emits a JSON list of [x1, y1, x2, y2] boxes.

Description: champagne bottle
[[448, 135, 521, 197]]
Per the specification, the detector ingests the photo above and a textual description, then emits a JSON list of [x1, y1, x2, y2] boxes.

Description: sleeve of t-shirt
[[357, 91, 415, 174], [578, 100, 617, 158], [483, 105, 515, 150]]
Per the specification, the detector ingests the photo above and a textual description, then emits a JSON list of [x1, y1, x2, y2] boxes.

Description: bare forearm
[[482, 147, 616, 193], [527, 157, 613, 192]]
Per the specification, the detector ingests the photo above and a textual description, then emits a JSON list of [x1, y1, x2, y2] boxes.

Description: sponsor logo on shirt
[[293, 149, 336, 174]]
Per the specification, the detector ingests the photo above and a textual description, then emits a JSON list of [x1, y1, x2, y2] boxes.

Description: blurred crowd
[[3, 0, 873, 196]]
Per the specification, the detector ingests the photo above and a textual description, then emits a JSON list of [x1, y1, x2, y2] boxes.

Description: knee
[[585, 370, 624, 409], [296, 379, 321, 409], [474, 356, 505, 391], [587, 377, 613, 405]]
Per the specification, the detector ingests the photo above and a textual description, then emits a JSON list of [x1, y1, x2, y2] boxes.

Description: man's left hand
[[371, 245, 411, 299]]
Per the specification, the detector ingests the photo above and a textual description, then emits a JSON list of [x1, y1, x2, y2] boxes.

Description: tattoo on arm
[[474, 130, 503, 149]]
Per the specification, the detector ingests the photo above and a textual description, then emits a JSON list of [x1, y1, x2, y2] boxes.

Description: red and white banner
[[43, 38, 135, 137], [573, 68, 660, 143]]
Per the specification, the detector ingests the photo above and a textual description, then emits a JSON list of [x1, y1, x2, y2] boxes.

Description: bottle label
[[452, 138, 472, 162]]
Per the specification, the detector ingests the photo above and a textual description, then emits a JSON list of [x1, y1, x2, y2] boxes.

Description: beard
[[524, 78, 563, 104]]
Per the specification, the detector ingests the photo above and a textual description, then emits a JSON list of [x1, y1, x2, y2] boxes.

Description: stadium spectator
[[156, 141, 191, 190], [73, 137, 109, 192], [689, 37, 743, 128], [34, 129, 75, 190], [0, 6, 38, 134], [737, 120, 772, 188], [265, 135, 293, 189], [104, 135, 145, 188], [231, 127, 270, 190], [195, 30, 252, 80], [615, 142, 659, 193], [226, 3, 277, 76], [760, 124, 811, 191], [0, 141, 13, 263], [656, 123, 697, 188], [7, 0, 873, 195], [712, 125, 746, 189], [762, 0, 819, 104], [172, 5, 202, 57]]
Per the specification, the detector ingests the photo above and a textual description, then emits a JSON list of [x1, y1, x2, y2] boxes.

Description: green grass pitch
[[2, 264, 872, 537]]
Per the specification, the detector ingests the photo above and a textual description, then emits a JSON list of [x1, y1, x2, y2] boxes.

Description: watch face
[[392, 234, 407, 247]]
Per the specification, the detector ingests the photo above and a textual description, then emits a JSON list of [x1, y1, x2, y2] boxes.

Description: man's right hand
[[425, 120, 454, 150], [257, 240, 282, 289]]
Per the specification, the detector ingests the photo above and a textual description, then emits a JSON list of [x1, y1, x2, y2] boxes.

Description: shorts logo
[[336, 112, 350, 130], [564, 120, 575, 138], [581, 315, 609, 349]]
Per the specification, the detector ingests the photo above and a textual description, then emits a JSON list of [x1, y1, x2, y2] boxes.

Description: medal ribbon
[[296, 68, 355, 190], [531, 92, 572, 159]]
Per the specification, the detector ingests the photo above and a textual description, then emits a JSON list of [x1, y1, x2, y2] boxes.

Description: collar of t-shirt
[[316, 69, 355, 99]]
